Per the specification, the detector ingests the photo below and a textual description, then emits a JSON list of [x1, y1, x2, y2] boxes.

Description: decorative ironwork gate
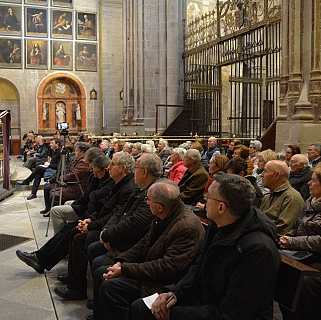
[[184, 0, 282, 138]]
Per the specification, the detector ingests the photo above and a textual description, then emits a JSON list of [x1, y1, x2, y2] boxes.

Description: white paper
[[142, 292, 159, 309]]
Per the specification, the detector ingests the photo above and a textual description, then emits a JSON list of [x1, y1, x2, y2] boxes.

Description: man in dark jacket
[[289, 154, 312, 201], [16, 152, 136, 274], [87, 179, 205, 320], [128, 173, 281, 320], [53, 154, 163, 300], [18, 138, 61, 200]]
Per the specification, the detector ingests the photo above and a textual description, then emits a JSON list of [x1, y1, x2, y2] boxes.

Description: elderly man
[[54, 154, 163, 300], [16, 152, 136, 274], [99, 140, 110, 156], [86, 179, 205, 320], [289, 154, 312, 201], [260, 160, 304, 235], [127, 173, 281, 320], [178, 149, 209, 204], [308, 143, 321, 168]]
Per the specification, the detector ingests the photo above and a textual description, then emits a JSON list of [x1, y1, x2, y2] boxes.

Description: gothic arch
[[37, 72, 87, 134]]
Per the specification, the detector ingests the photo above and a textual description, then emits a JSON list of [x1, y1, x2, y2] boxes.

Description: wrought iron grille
[[184, 0, 281, 138]]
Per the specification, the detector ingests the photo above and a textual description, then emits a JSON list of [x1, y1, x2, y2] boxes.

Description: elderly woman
[[155, 139, 171, 163], [249, 139, 262, 168], [252, 149, 278, 194], [130, 142, 142, 160], [167, 147, 187, 184], [278, 163, 321, 320], [195, 154, 229, 211]]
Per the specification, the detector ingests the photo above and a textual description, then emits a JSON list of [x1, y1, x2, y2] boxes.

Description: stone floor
[[0, 156, 283, 319]]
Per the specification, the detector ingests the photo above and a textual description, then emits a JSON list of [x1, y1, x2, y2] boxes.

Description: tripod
[[45, 148, 84, 236]]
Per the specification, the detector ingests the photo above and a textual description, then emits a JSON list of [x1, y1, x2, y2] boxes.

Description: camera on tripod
[[57, 122, 69, 136]]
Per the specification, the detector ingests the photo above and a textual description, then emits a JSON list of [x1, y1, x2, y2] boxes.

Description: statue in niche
[[76, 104, 81, 120], [42, 103, 48, 120], [55, 101, 66, 123]]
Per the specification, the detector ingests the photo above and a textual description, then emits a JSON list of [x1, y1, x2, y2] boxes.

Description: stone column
[[276, 0, 321, 152]]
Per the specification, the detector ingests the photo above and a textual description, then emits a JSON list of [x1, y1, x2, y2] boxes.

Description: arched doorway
[[37, 73, 86, 134]]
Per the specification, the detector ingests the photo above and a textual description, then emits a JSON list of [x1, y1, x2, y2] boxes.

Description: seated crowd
[[15, 132, 321, 320]]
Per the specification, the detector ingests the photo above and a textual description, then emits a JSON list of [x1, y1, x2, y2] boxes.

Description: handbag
[[44, 167, 57, 180]]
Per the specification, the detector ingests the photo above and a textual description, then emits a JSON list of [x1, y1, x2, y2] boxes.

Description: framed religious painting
[[52, 40, 72, 70], [76, 42, 97, 71], [25, 7, 47, 37], [77, 11, 96, 40], [26, 39, 48, 69], [0, 38, 22, 68], [25, 0, 47, 5], [51, 10, 73, 39], [52, 0, 72, 8], [0, 5, 21, 36]]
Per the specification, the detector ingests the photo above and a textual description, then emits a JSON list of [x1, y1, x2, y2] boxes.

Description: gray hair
[[139, 154, 163, 178], [91, 155, 111, 169], [173, 147, 186, 160], [124, 142, 133, 152], [178, 142, 191, 150], [100, 140, 109, 148], [250, 140, 262, 151], [150, 179, 180, 210], [186, 149, 201, 163], [213, 172, 255, 217], [133, 142, 142, 150], [74, 142, 91, 153], [310, 143, 321, 153], [159, 139, 169, 149], [85, 147, 104, 163], [114, 151, 135, 174], [141, 144, 154, 153]]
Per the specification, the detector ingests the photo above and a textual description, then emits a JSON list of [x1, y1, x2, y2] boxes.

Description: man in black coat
[[16, 152, 136, 275], [128, 173, 281, 320], [54, 154, 164, 300]]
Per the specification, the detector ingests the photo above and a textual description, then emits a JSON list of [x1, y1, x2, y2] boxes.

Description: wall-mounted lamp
[[90, 88, 97, 100], [119, 89, 124, 100]]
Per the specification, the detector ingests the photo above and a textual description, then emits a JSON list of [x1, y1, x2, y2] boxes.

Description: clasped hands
[[76, 218, 91, 233], [103, 262, 122, 280], [99, 230, 113, 250]]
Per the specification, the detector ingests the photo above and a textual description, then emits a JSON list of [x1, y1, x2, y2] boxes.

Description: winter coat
[[178, 162, 209, 205], [289, 166, 312, 201], [260, 181, 304, 235], [165, 207, 281, 320], [167, 161, 187, 184], [116, 200, 205, 297], [286, 196, 321, 253], [34, 143, 49, 166]]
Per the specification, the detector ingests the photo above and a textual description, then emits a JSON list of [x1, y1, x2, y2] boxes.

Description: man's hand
[[151, 292, 176, 319], [103, 262, 122, 280], [279, 235, 289, 249], [77, 218, 91, 233]]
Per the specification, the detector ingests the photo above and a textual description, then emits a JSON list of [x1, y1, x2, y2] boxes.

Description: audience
[[18, 138, 62, 200], [249, 139, 262, 168], [167, 147, 187, 184], [202, 136, 220, 167], [232, 144, 254, 175], [278, 163, 321, 320], [87, 179, 205, 320], [285, 144, 301, 166], [252, 149, 278, 194], [178, 149, 209, 205], [130, 142, 142, 160], [289, 154, 312, 201], [127, 173, 281, 320], [260, 160, 304, 235], [308, 143, 321, 168], [155, 139, 171, 163], [99, 140, 110, 156], [24, 135, 48, 171], [226, 139, 241, 159]]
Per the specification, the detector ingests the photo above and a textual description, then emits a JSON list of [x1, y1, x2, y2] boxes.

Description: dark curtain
[[1, 111, 11, 190]]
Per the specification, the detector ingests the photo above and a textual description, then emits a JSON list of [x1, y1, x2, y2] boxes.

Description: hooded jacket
[[165, 206, 281, 320]]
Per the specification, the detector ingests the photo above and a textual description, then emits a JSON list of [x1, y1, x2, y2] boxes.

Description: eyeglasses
[[203, 192, 228, 207], [144, 196, 162, 205], [93, 168, 103, 176]]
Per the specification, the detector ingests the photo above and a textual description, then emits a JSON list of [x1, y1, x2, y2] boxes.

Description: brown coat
[[116, 201, 205, 297]]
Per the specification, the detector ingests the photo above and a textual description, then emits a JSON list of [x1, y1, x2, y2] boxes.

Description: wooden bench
[[274, 255, 321, 312]]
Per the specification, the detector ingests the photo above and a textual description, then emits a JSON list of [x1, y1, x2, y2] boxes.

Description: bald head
[[290, 154, 309, 174], [261, 160, 290, 191]]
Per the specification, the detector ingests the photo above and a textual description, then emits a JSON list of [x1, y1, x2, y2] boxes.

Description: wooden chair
[[274, 255, 321, 312]]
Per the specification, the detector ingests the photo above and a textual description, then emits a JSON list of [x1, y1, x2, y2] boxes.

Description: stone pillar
[[276, 0, 321, 152], [121, 0, 185, 135]]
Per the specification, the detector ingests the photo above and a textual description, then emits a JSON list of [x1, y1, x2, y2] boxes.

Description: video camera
[[57, 122, 69, 130]]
